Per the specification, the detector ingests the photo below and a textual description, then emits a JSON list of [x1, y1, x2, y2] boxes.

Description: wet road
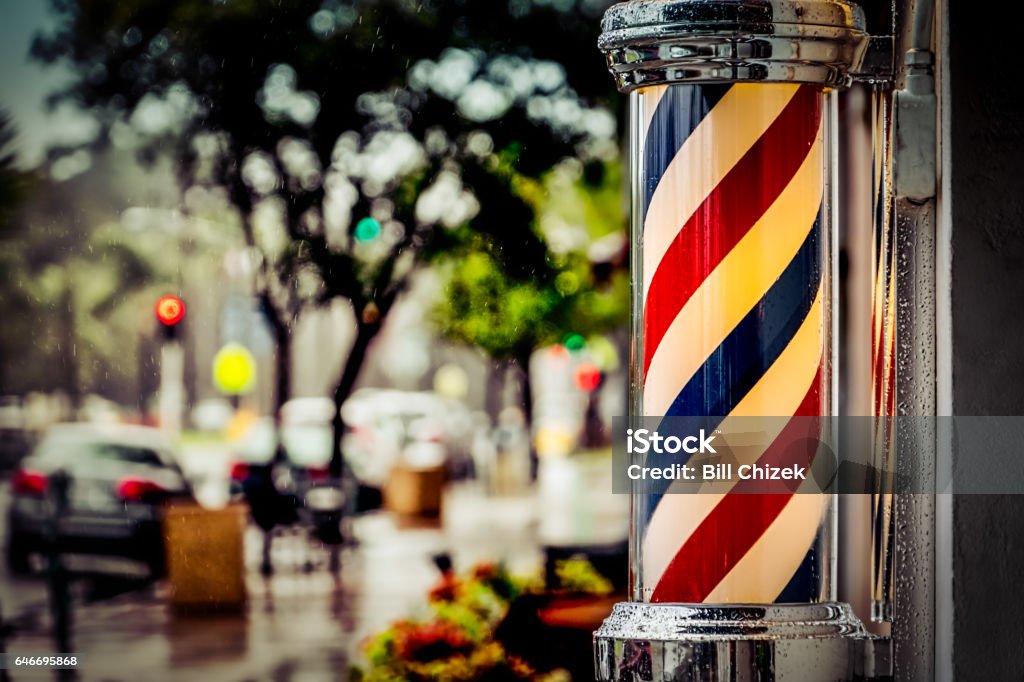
[[0, 479, 545, 681], [0, 435, 625, 680]]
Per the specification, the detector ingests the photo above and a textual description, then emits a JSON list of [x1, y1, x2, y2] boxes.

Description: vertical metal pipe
[[890, 196, 937, 681], [888, 0, 938, 676]]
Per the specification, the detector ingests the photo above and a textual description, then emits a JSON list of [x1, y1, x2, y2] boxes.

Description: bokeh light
[[573, 361, 602, 392], [155, 294, 186, 326], [354, 216, 382, 242], [212, 343, 257, 395], [563, 332, 586, 352]]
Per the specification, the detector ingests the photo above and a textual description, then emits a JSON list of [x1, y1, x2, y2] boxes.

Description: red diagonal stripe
[[884, 351, 896, 418], [650, 364, 822, 603], [642, 85, 822, 379], [872, 310, 885, 413]]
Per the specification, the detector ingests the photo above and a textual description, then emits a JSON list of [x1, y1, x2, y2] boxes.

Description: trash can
[[385, 442, 446, 516], [384, 463, 444, 516], [163, 501, 247, 612]]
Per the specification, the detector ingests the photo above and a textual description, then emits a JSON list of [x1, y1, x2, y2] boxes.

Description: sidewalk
[[2, 485, 543, 682]]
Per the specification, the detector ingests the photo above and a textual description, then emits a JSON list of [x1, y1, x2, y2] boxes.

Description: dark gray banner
[[610, 416, 1024, 494]]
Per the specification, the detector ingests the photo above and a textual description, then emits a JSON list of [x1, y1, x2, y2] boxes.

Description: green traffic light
[[355, 217, 382, 242], [563, 332, 586, 352]]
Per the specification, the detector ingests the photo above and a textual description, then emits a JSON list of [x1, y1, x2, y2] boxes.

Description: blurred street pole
[[60, 278, 80, 413], [45, 470, 75, 681], [0, 600, 10, 682], [159, 341, 185, 434]]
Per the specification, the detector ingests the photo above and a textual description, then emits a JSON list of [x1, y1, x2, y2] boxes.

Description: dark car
[[6, 423, 190, 576], [229, 416, 340, 528], [229, 416, 331, 491], [229, 410, 382, 541]]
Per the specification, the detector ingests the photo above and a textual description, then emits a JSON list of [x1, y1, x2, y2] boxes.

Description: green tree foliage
[[433, 158, 628, 367], [33, 0, 624, 465], [0, 111, 40, 396], [0, 112, 25, 236], [0, 128, 162, 403]]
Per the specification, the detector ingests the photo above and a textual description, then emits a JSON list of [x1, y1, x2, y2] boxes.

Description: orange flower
[[428, 573, 460, 602], [471, 562, 499, 581], [506, 654, 536, 678], [395, 621, 474, 662]]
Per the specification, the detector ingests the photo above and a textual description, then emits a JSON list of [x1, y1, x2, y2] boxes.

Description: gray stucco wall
[[949, 1, 1024, 677]]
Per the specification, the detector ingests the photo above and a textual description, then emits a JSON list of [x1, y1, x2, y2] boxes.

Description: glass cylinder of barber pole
[[631, 79, 835, 606], [596, 1, 872, 680], [869, 83, 897, 624]]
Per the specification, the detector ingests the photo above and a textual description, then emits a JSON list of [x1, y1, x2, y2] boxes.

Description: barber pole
[[595, 1, 873, 679], [636, 81, 830, 605]]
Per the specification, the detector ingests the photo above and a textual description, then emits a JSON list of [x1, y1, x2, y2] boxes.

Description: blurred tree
[[0, 112, 25, 233], [0, 146, 165, 406], [32, 0, 622, 472], [431, 157, 628, 422], [0, 111, 41, 396]]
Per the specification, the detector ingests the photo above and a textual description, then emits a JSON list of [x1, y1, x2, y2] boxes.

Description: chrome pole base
[[594, 602, 890, 681]]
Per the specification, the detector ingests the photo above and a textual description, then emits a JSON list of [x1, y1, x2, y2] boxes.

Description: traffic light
[[354, 217, 381, 242], [563, 332, 586, 352], [574, 361, 603, 393], [155, 294, 186, 340]]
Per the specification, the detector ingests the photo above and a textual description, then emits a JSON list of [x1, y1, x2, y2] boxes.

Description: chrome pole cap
[[598, 0, 869, 91]]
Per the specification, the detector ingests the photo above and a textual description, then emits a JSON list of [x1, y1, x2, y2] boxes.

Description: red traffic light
[[574, 362, 602, 392], [155, 295, 186, 326]]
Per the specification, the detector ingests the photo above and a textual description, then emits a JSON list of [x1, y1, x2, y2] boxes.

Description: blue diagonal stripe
[[642, 84, 730, 225], [776, 545, 819, 602], [642, 215, 823, 518]]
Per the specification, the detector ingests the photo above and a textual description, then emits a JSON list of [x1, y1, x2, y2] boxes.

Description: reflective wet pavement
[[1, 485, 546, 681]]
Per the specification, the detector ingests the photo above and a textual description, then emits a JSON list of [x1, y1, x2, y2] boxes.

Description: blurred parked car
[[228, 414, 335, 530], [229, 401, 363, 563], [341, 389, 474, 483], [229, 391, 472, 530], [6, 423, 191, 576]]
